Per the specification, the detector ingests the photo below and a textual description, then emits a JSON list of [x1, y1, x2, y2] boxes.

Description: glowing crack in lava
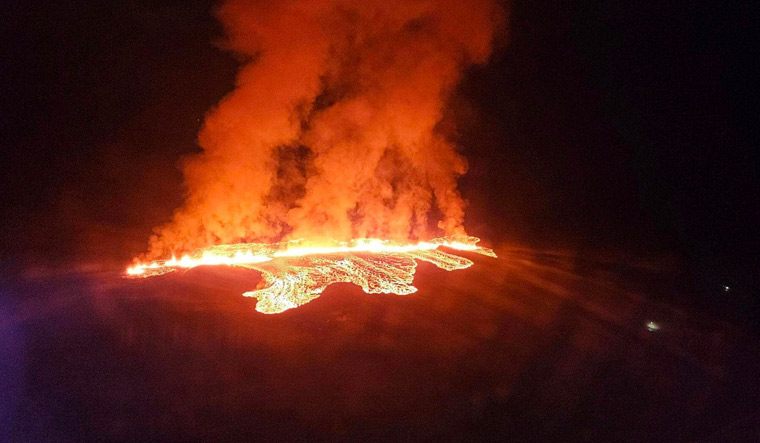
[[126, 236, 496, 313]]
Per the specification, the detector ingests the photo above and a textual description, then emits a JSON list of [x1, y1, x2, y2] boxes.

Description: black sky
[[1, 0, 757, 288]]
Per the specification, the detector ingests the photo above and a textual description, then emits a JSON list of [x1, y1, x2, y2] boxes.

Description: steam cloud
[[147, 0, 503, 258]]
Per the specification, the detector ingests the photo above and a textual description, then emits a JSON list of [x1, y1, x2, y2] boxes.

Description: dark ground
[[2, 249, 759, 442]]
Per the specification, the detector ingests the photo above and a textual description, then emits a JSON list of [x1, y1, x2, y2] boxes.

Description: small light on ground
[[646, 321, 660, 332]]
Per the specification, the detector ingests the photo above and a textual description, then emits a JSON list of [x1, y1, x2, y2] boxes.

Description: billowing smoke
[[147, 0, 503, 258]]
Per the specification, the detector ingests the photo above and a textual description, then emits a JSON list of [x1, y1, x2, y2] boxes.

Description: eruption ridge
[[128, 236, 496, 313]]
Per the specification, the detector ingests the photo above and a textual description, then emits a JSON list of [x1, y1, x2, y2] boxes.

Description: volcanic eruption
[[128, 0, 503, 312]]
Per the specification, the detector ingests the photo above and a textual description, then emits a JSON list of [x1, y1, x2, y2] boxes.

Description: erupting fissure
[[128, 236, 495, 313], [128, 0, 503, 312]]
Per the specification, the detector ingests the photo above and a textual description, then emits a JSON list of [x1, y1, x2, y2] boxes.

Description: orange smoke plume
[[147, 0, 503, 258]]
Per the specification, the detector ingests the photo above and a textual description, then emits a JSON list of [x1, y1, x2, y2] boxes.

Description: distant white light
[[723, 285, 730, 292], [646, 321, 660, 332]]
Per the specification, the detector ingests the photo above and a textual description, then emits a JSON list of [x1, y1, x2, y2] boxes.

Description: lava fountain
[[127, 236, 496, 313]]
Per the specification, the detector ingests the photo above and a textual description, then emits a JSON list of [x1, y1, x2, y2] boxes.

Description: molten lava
[[127, 236, 495, 313]]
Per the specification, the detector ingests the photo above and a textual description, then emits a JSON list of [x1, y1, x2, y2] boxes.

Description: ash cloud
[[147, 0, 503, 258]]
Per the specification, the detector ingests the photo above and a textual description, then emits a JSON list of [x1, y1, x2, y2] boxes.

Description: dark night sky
[[1, 0, 758, 288]]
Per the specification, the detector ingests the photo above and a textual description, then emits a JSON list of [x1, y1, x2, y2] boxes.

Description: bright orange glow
[[143, 0, 504, 259], [127, 236, 495, 313], [125, 1, 503, 313]]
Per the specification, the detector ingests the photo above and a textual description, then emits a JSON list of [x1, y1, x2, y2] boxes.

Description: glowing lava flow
[[126, 236, 496, 313]]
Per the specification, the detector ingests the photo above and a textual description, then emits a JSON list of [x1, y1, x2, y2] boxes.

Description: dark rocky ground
[[2, 247, 758, 442]]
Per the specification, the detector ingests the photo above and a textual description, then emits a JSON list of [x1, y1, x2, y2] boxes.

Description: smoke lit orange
[[129, 0, 503, 311], [127, 236, 495, 313], [142, 0, 503, 258]]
